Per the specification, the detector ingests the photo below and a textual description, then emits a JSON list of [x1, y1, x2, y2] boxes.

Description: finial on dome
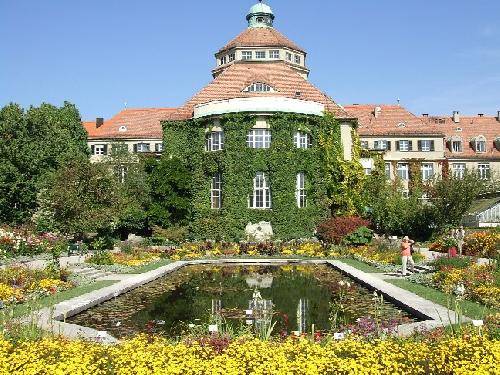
[[247, 1, 275, 28]]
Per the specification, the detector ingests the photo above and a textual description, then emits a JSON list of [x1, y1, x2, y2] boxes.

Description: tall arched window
[[249, 172, 271, 209]]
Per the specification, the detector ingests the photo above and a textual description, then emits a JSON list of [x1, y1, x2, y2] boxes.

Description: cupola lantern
[[247, 1, 275, 28]]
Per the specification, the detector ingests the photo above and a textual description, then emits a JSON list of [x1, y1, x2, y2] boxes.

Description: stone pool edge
[[28, 258, 470, 343]]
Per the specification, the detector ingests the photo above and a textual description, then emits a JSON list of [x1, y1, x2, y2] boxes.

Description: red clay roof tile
[[422, 115, 500, 159], [219, 27, 305, 54], [345, 104, 443, 136], [171, 61, 349, 120], [85, 108, 177, 140]]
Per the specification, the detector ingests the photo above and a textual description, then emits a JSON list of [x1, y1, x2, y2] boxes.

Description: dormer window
[[448, 136, 463, 153], [228, 53, 235, 62], [286, 52, 292, 61], [220, 56, 227, 65], [294, 55, 301, 64], [243, 82, 274, 93], [495, 137, 500, 151], [118, 125, 127, 132], [473, 136, 487, 153], [257, 17, 264, 23]]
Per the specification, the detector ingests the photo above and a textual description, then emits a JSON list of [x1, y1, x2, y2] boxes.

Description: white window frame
[[420, 140, 432, 152], [244, 82, 273, 93], [398, 140, 411, 152], [475, 139, 486, 153], [93, 144, 106, 155], [269, 50, 280, 59], [205, 131, 224, 152], [452, 163, 466, 179], [375, 140, 389, 150], [255, 50, 266, 59], [286, 52, 292, 61], [220, 56, 227, 65], [294, 132, 311, 149], [211, 173, 222, 209], [114, 165, 128, 184], [242, 51, 253, 60], [249, 172, 271, 209], [397, 162, 409, 180], [360, 140, 369, 149], [135, 143, 150, 153], [155, 143, 164, 153], [478, 163, 490, 180], [247, 129, 271, 149], [421, 163, 434, 181], [294, 54, 301, 64], [296, 172, 306, 208], [228, 53, 235, 62], [452, 140, 462, 153], [385, 162, 391, 180]]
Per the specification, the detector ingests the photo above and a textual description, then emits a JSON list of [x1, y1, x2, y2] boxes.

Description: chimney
[[452, 111, 460, 123], [422, 113, 429, 118], [96, 118, 104, 128], [497, 111, 500, 121], [374, 106, 382, 118]]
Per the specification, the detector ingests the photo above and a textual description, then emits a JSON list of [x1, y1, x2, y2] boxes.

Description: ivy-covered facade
[[164, 112, 364, 240]]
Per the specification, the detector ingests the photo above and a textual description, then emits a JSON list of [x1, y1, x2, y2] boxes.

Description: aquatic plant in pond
[[68, 264, 417, 339]]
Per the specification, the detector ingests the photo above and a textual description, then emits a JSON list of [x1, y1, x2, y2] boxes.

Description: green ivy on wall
[[163, 113, 364, 241]]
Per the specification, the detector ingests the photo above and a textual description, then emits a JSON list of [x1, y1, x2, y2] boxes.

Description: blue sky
[[1, 0, 499, 120]]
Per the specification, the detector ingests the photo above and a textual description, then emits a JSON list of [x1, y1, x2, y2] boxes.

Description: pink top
[[401, 242, 411, 256]]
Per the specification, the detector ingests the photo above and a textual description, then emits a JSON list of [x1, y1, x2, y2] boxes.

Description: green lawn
[[7, 280, 118, 318], [338, 258, 385, 273], [388, 279, 496, 319]]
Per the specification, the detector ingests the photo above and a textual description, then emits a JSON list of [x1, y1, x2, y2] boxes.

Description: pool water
[[68, 264, 417, 338]]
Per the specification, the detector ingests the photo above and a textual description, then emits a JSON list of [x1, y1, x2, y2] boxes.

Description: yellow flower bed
[[111, 252, 161, 267], [0, 283, 23, 303], [0, 335, 498, 374]]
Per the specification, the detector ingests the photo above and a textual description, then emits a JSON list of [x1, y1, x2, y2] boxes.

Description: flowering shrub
[[463, 231, 500, 258], [0, 334, 498, 374], [316, 216, 371, 244], [431, 263, 500, 308], [0, 227, 67, 259], [0, 266, 74, 306]]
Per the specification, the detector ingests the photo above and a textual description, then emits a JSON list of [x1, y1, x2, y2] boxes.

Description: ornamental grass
[[0, 334, 498, 374]]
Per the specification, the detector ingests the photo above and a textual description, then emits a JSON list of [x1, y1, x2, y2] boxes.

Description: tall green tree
[[105, 144, 151, 236], [0, 102, 89, 224], [35, 158, 118, 238], [145, 156, 192, 228], [426, 171, 485, 228]]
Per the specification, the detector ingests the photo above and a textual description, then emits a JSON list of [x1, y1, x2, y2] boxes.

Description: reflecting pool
[[68, 264, 417, 338]]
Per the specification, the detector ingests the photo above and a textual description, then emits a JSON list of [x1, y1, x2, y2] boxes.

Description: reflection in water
[[68, 264, 417, 339]]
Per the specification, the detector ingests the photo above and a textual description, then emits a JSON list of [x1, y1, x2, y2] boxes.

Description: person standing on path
[[400, 236, 415, 276], [455, 226, 466, 256]]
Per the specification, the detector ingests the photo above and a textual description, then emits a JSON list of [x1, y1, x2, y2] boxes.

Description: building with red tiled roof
[[346, 105, 500, 190], [346, 105, 447, 190]]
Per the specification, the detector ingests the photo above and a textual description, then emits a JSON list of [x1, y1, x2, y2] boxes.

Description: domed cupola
[[247, 1, 275, 28]]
